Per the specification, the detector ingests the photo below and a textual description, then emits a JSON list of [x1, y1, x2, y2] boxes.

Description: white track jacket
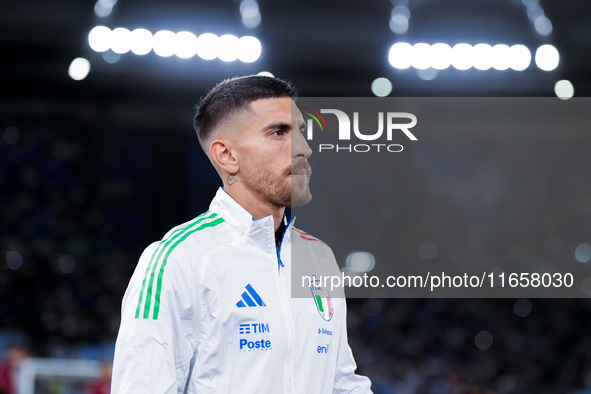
[[112, 188, 372, 394]]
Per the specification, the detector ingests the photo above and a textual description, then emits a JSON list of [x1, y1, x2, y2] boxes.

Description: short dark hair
[[193, 75, 298, 151]]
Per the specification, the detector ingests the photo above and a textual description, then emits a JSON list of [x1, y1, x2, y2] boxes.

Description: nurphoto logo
[[303, 108, 418, 153]]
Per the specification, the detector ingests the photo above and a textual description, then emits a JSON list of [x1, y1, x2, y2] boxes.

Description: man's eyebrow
[[261, 122, 291, 132]]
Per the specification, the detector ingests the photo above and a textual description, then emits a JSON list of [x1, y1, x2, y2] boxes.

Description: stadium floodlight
[[88, 26, 111, 52], [472, 44, 493, 71], [509, 45, 531, 71], [416, 68, 438, 80], [196, 33, 219, 60], [491, 44, 511, 70], [94, 0, 112, 18], [110, 28, 131, 54], [387, 42, 544, 72], [346, 252, 376, 273], [240, 0, 261, 29], [371, 77, 393, 97], [88, 26, 263, 63], [238, 36, 262, 63], [390, 4, 410, 35], [153, 30, 176, 57], [430, 43, 452, 70], [451, 43, 473, 70], [535, 44, 559, 71], [555, 80, 574, 100], [411, 43, 431, 70], [388, 42, 413, 69], [390, 14, 409, 35], [174, 31, 198, 59], [392, 5, 410, 20], [68, 58, 90, 81], [130, 29, 153, 56], [218, 34, 240, 62], [534, 15, 552, 36], [240, 0, 258, 15]]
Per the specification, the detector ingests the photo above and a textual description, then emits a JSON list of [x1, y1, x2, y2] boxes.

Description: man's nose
[[292, 129, 312, 159]]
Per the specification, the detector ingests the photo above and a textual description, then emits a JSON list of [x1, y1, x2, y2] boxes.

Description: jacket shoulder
[[125, 211, 228, 320], [292, 227, 329, 246], [292, 226, 337, 263], [159, 210, 229, 255], [137, 211, 229, 280]]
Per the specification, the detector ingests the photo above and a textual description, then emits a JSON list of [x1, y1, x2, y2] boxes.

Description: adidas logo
[[236, 284, 266, 308]]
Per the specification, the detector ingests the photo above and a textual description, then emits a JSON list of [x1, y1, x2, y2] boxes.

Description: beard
[[290, 160, 313, 207], [241, 159, 312, 208]]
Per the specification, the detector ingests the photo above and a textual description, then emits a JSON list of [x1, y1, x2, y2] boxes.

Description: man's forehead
[[249, 97, 296, 114], [212, 97, 302, 138], [248, 97, 303, 124]]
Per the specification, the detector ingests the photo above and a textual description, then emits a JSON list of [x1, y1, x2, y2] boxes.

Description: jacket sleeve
[[111, 243, 198, 394], [333, 298, 373, 394]]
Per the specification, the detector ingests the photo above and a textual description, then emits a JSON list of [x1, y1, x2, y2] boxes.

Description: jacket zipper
[[276, 218, 291, 272], [275, 219, 294, 393]]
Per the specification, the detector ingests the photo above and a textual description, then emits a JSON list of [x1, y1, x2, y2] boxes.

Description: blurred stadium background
[[2, 0, 591, 392]]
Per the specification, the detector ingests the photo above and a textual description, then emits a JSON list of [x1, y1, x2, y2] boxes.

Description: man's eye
[[272, 130, 285, 136]]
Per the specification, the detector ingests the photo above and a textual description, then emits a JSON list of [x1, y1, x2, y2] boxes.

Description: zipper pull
[[277, 250, 284, 268]]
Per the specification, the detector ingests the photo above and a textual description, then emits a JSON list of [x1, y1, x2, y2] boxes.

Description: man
[[112, 75, 372, 393]]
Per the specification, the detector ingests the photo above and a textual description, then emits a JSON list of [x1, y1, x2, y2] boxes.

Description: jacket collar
[[208, 187, 293, 242]]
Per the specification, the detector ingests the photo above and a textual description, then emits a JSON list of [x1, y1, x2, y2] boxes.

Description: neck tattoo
[[227, 175, 239, 186]]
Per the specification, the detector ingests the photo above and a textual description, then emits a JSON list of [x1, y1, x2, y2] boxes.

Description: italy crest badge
[[310, 278, 333, 321]]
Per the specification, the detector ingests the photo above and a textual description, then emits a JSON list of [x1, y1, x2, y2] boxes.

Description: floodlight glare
[[430, 43, 452, 70], [371, 77, 393, 97], [509, 45, 531, 71], [175, 31, 198, 59], [535, 44, 559, 71], [68, 58, 91, 81], [388, 42, 538, 72], [389, 15, 409, 35], [240, 0, 259, 15], [238, 36, 261, 63], [534, 16, 552, 36], [88, 26, 111, 52], [491, 44, 511, 70], [389, 42, 412, 69], [411, 43, 431, 70], [94, 1, 113, 18], [416, 68, 438, 80], [392, 5, 410, 19], [130, 29, 153, 56], [111, 28, 131, 54], [526, 4, 544, 21], [472, 44, 493, 71], [196, 33, 219, 60], [88, 26, 262, 63], [242, 13, 262, 29], [554, 80, 574, 99], [240, 0, 261, 28], [153, 30, 176, 57], [218, 35, 240, 62], [451, 43, 473, 70]]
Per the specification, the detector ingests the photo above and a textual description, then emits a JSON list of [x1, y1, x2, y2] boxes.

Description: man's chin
[[290, 190, 312, 207]]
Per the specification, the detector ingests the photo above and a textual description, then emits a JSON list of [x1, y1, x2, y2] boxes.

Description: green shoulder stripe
[[142, 213, 220, 319], [134, 211, 215, 319], [152, 216, 225, 319]]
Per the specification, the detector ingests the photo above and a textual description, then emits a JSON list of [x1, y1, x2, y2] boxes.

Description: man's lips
[[289, 160, 312, 177]]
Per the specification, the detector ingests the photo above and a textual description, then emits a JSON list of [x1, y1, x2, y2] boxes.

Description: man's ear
[[209, 139, 239, 175]]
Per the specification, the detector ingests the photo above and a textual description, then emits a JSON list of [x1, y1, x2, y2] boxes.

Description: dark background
[[2, 0, 591, 392]]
